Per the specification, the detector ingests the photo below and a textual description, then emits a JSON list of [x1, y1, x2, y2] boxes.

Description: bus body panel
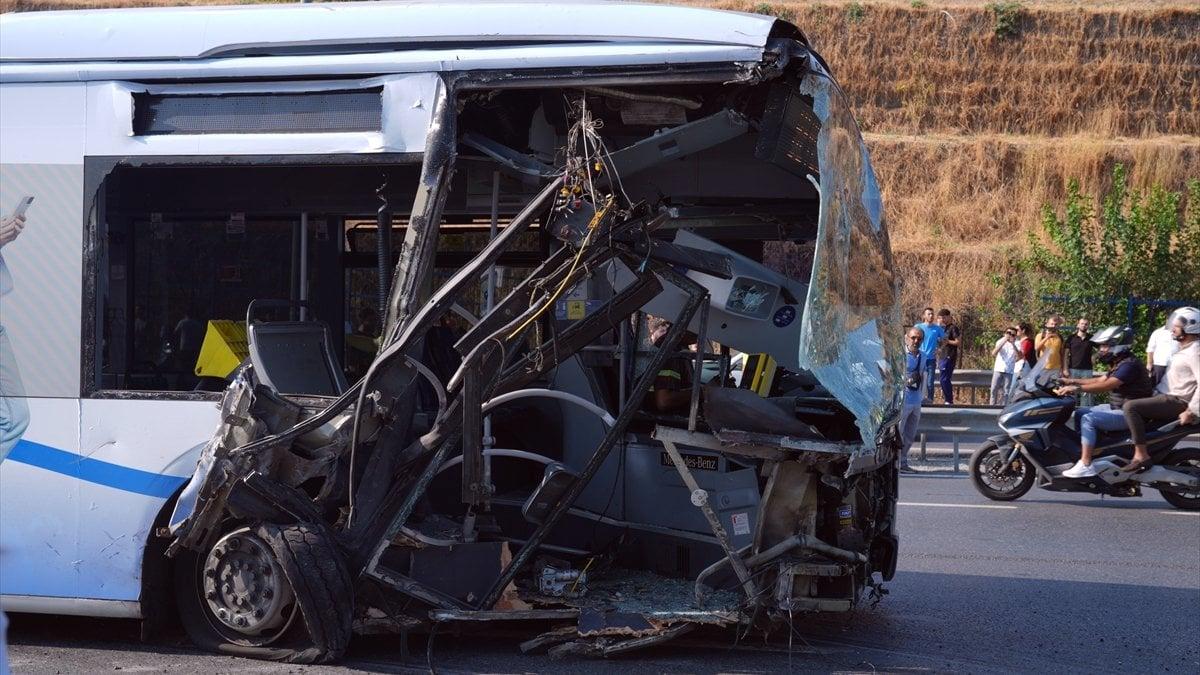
[[83, 75, 442, 157], [0, 1, 776, 63], [0, 399, 83, 599], [0, 44, 764, 85], [1, 400, 212, 603], [0, 83, 85, 403], [75, 399, 216, 601]]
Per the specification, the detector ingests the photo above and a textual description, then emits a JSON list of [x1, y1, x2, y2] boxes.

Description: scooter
[[969, 357, 1200, 509]]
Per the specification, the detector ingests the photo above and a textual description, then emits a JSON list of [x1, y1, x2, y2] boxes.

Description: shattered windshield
[[796, 65, 903, 447]]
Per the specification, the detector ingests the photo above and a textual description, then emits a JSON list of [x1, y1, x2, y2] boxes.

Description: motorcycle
[[969, 355, 1200, 509]]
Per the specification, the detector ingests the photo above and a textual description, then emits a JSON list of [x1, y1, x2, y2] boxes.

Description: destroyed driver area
[[158, 38, 903, 664]]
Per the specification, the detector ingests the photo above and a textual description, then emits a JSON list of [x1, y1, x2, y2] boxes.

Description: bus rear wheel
[[175, 522, 353, 664]]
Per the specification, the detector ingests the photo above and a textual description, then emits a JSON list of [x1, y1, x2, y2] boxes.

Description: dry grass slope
[[696, 1, 1200, 316], [706, 1, 1200, 137]]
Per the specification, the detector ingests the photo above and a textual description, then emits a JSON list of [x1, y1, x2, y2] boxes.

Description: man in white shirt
[[989, 326, 1019, 405], [1146, 319, 1179, 388]]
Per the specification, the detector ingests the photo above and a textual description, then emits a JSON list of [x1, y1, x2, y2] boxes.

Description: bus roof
[[0, 1, 780, 63]]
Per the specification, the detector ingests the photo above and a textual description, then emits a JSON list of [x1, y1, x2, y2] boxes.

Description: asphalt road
[[7, 473, 1199, 674]]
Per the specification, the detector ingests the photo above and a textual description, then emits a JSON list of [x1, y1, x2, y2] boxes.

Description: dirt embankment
[[699, 1, 1199, 316]]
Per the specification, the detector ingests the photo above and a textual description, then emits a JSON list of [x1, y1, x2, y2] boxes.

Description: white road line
[[898, 501, 1018, 509], [1160, 510, 1200, 516]]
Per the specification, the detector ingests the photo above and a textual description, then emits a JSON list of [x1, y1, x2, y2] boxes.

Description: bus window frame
[[80, 152, 425, 401]]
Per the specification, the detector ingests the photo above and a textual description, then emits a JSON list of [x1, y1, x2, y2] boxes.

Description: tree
[[995, 165, 1200, 347]]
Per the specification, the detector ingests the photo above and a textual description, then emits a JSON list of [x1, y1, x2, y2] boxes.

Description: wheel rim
[[200, 527, 296, 643], [979, 447, 1027, 493], [1166, 457, 1200, 501]]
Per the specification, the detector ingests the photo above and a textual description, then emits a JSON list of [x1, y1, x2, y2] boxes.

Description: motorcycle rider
[[1056, 326, 1153, 478], [1121, 307, 1200, 473]]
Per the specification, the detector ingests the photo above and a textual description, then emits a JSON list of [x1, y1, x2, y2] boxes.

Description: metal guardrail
[[948, 369, 997, 406], [913, 403, 1200, 472], [915, 406, 1000, 472]]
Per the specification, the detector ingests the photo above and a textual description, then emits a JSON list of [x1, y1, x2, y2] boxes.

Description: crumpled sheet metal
[[796, 64, 903, 456]]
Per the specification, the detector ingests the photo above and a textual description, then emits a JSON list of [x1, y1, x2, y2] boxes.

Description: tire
[[1158, 447, 1200, 511], [970, 440, 1035, 501], [174, 522, 353, 664]]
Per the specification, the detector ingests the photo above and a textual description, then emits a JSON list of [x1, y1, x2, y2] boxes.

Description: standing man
[[899, 326, 926, 473], [1146, 317, 1179, 388], [1035, 314, 1068, 378], [1, 212, 31, 462], [1065, 317, 1095, 407], [990, 326, 1019, 405], [936, 308, 961, 405], [913, 307, 944, 404]]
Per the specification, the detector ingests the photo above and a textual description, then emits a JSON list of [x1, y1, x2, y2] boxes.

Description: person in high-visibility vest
[[645, 317, 698, 415]]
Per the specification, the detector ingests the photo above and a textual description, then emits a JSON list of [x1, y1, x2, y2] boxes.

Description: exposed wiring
[[570, 556, 595, 595], [507, 94, 619, 342], [505, 219, 598, 340]]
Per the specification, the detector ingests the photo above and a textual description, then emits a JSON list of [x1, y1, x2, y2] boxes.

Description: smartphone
[[11, 195, 34, 218]]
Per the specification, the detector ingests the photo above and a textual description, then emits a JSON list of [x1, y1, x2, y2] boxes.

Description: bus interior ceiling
[[154, 77, 897, 661]]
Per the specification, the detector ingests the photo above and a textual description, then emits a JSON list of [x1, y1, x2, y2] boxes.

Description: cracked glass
[[796, 64, 903, 449]]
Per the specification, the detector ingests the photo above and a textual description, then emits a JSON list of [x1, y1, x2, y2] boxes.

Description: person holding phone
[[990, 326, 1019, 405], [1, 198, 33, 462], [1035, 314, 1069, 379]]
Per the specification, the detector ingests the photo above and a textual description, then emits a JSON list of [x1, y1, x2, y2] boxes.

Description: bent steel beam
[[479, 264, 706, 610]]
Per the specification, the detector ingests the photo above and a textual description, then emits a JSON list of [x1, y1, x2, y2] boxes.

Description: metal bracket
[[659, 437, 757, 603]]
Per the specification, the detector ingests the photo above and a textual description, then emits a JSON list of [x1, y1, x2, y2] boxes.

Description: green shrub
[[997, 165, 1200, 351], [911, 0, 928, 8], [985, 1, 1023, 39], [847, 2, 865, 23]]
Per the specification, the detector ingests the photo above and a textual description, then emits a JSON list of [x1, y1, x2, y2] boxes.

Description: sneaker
[[899, 464, 917, 474], [1061, 461, 1098, 478]]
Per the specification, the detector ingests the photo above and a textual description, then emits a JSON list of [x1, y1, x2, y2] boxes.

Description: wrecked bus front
[[2, 1, 899, 663]]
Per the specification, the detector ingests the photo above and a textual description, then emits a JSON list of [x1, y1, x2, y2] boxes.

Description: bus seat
[[246, 300, 347, 397]]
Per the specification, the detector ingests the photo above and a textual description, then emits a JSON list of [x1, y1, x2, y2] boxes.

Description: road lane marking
[[1160, 510, 1200, 516], [898, 501, 1017, 509]]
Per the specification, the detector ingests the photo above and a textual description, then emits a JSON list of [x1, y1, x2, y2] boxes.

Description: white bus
[[1, 1, 903, 662]]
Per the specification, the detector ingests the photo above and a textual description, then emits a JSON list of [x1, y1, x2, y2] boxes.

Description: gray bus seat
[[246, 300, 348, 397]]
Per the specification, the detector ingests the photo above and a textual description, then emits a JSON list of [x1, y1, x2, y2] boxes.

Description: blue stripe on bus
[[6, 439, 187, 499]]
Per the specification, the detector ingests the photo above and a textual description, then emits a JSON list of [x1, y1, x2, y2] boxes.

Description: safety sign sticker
[[731, 512, 751, 536]]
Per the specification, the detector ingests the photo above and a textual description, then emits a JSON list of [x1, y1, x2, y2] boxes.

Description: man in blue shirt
[[914, 307, 944, 404], [899, 326, 926, 473]]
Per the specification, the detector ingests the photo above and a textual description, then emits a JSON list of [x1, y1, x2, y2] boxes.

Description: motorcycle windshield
[[1016, 350, 1056, 392], [795, 64, 903, 449]]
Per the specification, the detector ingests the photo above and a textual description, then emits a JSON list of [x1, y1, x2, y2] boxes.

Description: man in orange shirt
[[1035, 314, 1069, 378]]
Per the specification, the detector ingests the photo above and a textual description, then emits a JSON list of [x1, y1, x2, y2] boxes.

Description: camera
[[905, 370, 923, 391]]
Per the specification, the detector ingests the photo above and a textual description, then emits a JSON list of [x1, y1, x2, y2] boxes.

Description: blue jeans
[[1069, 369, 1094, 408], [922, 359, 937, 403], [1076, 404, 1128, 448], [0, 323, 30, 462], [899, 402, 922, 465], [938, 357, 956, 404]]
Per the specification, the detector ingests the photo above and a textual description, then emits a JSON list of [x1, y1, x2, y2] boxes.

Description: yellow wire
[[570, 556, 594, 595], [506, 196, 612, 340]]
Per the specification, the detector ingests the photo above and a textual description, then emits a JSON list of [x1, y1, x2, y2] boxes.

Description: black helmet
[[1091, 325, 1133, 364]]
